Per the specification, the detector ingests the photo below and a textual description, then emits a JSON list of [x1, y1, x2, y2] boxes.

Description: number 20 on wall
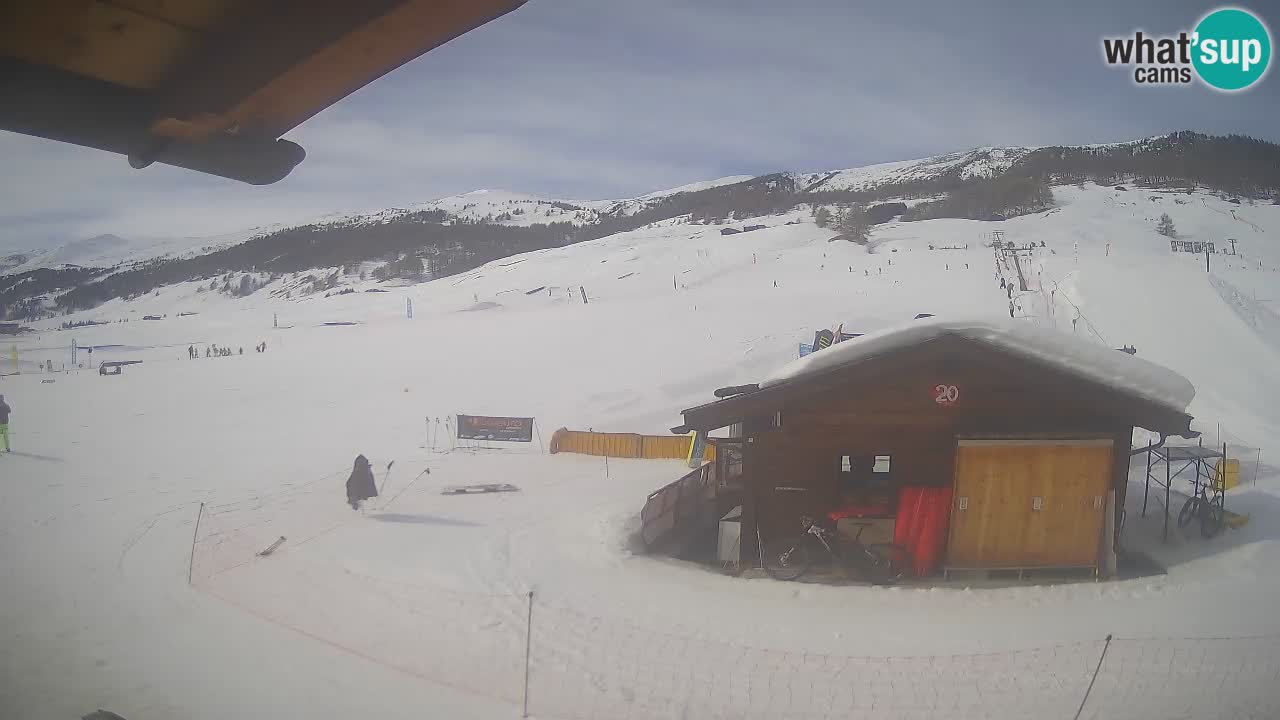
[[934, 384, 959, 405]]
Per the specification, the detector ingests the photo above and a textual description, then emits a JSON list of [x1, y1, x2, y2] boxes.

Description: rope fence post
[[523, 590, 534, 718], [188, 501, 205, 585], [1074, 634, 1112, 720]]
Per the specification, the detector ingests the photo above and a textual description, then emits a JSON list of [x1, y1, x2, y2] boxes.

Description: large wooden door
[[947, 440, 1113, 570]]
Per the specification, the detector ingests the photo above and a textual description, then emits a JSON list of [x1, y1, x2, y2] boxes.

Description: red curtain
[[894, 486, 953, 577]]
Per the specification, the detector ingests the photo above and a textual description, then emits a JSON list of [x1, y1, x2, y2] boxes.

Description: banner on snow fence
[[457, 414, 535, 442]]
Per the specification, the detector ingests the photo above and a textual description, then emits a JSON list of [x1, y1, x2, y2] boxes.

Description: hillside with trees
[[7, 131, 1277, 316], [1014, 132, 1280, 197]]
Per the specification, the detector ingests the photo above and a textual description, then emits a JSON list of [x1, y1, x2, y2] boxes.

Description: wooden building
[[672, 320, 1196, 577]]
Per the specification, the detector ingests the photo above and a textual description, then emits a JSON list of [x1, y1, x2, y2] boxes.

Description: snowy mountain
[[0, 147, 1042, 276], [6, 132, 1280, 319], [792, 146, 1035, 193], [9, 132, 1276, 283], [27, 181, 1280, 439], [2, 227, 271, 275]]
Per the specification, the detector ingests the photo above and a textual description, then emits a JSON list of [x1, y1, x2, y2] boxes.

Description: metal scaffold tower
[[1143, 439, 1228, 542]]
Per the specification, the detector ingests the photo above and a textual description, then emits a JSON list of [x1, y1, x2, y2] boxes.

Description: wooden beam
[[0, 56, 304, 184], [1, 0, 196, 90], [147, 0, 526, 140], [103, 0, 231, 33], [144, 0, 400, 138]]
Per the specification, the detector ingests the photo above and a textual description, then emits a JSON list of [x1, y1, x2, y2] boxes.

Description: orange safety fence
[[549, 428, 716, 461]]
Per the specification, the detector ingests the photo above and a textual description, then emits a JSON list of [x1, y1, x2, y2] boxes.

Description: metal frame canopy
[[1142, 441, 1226, 542], [0, 0, 526, 184]]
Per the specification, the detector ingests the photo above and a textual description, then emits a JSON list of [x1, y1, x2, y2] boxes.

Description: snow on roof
[[760, 317, 1195, 413]]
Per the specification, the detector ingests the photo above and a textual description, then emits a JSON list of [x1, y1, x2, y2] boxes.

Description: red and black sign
[[457, 414, 535, 442]]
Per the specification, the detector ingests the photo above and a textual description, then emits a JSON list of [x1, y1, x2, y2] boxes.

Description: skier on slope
[[0, 394, 10, 453], [346, 454, 378, 510]]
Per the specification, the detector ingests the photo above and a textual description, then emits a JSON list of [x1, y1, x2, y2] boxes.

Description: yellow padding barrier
[[1214, 459, 1240, 491], [550, 429, 716, 461]]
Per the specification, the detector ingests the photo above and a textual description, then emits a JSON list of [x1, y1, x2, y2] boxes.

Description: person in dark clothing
[[346, 454, 378, 510], [0, 394, 10, 453], [239, 348, 243, 355], [205, 347, 211, 358]]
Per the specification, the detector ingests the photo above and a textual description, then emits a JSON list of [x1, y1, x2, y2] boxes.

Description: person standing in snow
[[0, 395, 10, 453], [346, 454, 378, 510]]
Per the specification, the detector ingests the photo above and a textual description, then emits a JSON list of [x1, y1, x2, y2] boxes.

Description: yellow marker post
[[1214, 459, 1240, 491], [686, 430, 707, 468]]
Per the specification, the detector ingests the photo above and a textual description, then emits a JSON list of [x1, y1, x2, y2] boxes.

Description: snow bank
[[761, 316, 1195, 412]]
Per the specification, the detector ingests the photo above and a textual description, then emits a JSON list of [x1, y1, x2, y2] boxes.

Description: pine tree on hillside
[[835, 204, 871, 243], [813, 205, 832, 228], [1156, 213, 1177, 238]]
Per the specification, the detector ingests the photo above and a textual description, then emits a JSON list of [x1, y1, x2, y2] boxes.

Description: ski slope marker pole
[[188, 501, 204, 586], [523, 590, 534, 718], [378, 460, 395, 496], [1074, 634, 1112, 720]]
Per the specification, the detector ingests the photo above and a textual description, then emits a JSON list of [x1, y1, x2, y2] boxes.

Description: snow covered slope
[[408, 189, 599, 226], [0, 145, 1046, 274], [4, 182, 1280, 719], [793, 146, 1035, 193]]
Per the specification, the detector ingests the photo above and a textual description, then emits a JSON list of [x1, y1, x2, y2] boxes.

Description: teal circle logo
[[1192, 8, 1271, 91]]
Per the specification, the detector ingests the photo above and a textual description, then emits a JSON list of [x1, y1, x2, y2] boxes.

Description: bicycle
[[761, 513, 911, 584], [1177, 483, 1225, 539]]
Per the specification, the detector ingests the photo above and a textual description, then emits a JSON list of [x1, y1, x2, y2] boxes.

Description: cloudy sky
[[3, 0, 1278, 252]]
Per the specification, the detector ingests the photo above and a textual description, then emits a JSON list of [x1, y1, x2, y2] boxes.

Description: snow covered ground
[[4, 183, 1280, 719]]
